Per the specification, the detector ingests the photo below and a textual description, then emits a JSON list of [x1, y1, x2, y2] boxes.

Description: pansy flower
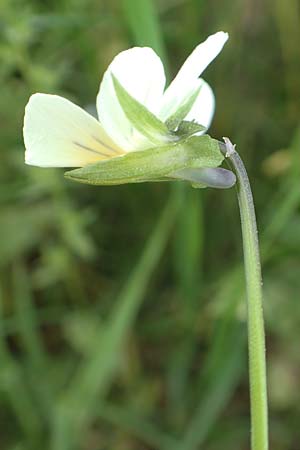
[[24, 31, 235, 188]]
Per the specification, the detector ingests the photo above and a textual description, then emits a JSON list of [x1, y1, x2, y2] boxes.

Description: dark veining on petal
[[92, 136, 121, 154], [73, 141, 111, 157]]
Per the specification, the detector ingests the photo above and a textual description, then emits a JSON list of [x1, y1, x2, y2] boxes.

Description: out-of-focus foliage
[[1, 0, 300, 449]]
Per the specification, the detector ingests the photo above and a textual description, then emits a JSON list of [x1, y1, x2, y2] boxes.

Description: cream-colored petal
[[159, 31, 228, 120], [24, 93, 123, 168], [185, 79, 215, 131], [97, 47, 166, 151]]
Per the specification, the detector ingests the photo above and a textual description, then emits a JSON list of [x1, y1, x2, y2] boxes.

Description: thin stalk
[[221, 138, 269, 450]]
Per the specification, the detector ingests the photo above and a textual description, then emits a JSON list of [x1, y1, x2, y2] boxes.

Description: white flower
[[24, 31, 228, 168]]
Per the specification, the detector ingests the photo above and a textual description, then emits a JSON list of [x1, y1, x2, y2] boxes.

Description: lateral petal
[[97, 47, 166, 151], [185, 79, 215, 131]]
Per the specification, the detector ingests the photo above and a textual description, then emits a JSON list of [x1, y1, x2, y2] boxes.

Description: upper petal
[[185, 79, 215, 131], [158, 31, 228, 120], [24, 93, 123, 168], [97, 47, 166, 151]]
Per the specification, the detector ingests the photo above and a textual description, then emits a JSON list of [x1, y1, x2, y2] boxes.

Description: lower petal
[[24, 94, 123, 168], [171, 167, 236, 189]]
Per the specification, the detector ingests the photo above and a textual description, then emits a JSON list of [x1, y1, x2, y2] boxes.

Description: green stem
[[222, 138, 269, 450]]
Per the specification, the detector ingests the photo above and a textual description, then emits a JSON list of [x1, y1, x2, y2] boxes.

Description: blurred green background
[[1, 0, 300, 449]]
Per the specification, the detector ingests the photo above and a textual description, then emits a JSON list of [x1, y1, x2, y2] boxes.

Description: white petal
[[159, 31, 228, 120], [185, 79, 215, 131], [24, 94, 123, 168], [97, 47, 166, 151]]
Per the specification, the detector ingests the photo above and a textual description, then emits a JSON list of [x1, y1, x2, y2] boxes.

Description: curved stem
[[221, 138, 269, 450]]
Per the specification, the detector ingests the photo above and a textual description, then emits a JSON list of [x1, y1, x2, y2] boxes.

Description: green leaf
[[165, 84, 202, 131], [65, 135, 224, 186], [112, 75, 176, 145]]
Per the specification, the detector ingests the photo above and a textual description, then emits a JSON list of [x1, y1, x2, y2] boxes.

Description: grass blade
[[52, 194, 181, 450], [122, 0, 167, 64]]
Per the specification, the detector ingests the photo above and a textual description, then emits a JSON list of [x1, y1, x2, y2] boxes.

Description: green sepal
[[112, 75, 176, 145], [175, 120, 206, 139], [165, 84, 202, 131], [190, 182, 207, 189], [65, 135, 224, 186]]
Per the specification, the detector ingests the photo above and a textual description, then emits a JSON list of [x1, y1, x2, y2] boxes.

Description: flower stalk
[[221, 138, 269, 450]]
